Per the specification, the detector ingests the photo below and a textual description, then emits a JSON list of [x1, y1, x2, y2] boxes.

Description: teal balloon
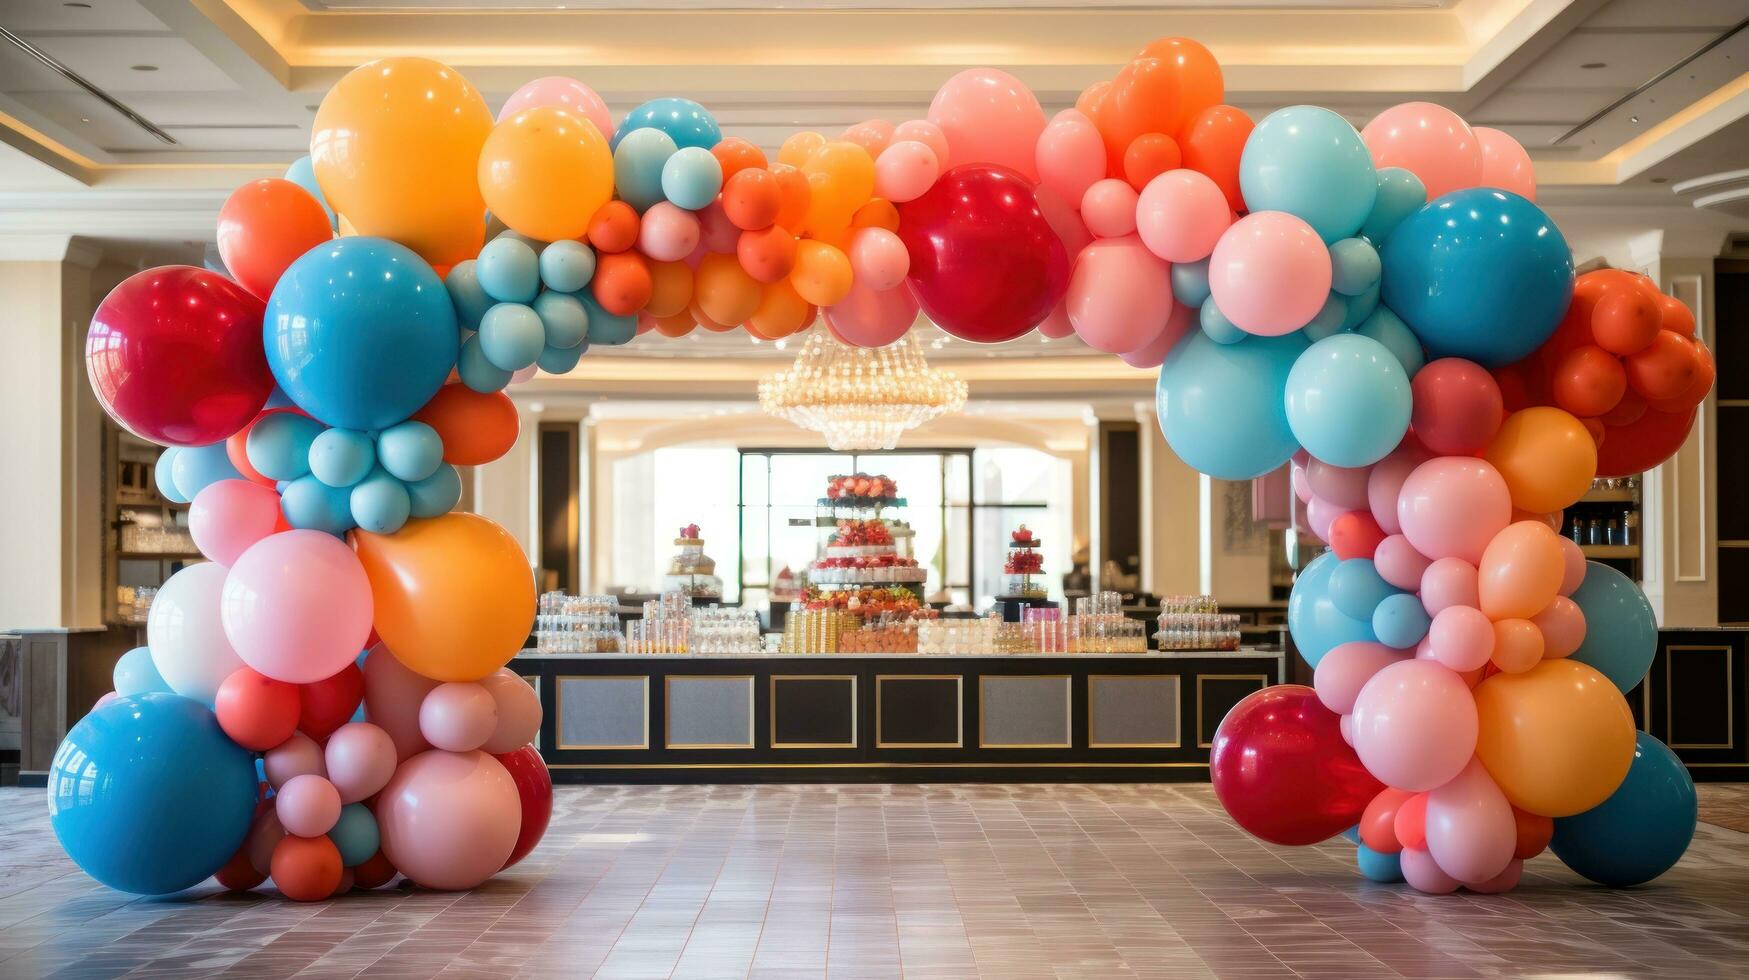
[[281, 474, 355, 535], [537, 341, 586, 375], [350, 467, 411, 534], [1285, 334, 1411, 467], [1356, 843, 1404, 883], [170, 442, 242, 501], [1355, 306, 1426, 377], [155, 449, 188, 503], [1329, 238, 1380, 297], [113, 646, 168, 696], [613, 127, 679, 212], [284, 155, 338, 231], [407, 463, 462, 518], [1302, 293, 1348, 342], [1330, 559, 1395, 621], [1552, 732, 1695, 887], [1359, 167, 1425, 246], [539, 240, 596, 294], [583, 295, 637, 346], [1568, 560, 1658, 693], [479, 303, 545, 371], [1239, 106, 1377, 243], [532, 291, 589, 349], [475, 237, 540, 304], [245, 412, 322, 482], [1171, 258, 1210, 307], [616, 97, 721, 152], [458, 333, 513, 393], [376, 420, 443, 483], [308, 427, 375, 488], [1372, 593, 1430, 649], [661, 146, 724, 211], [328, 803, 380, 867], [1198, 297, 1246, 345], [1157, 330, 1306, 480], [444, 260, 495, 331], [1288, 551, 1377, 668], [1341, 281, 1380, 330]]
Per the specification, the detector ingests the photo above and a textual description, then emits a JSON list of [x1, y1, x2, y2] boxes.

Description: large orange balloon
[[478, 107, 612, 242], [1474, 659, 1635, 817], [1483, 407, 1597, 514], [216, 179, 334, 301], [412, 383, 518, 466], [352, 513, 535, 682], [311, 58, 492, 268]]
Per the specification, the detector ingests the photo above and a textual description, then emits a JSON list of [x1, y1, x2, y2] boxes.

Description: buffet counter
[[512, 648, 1287, 783]]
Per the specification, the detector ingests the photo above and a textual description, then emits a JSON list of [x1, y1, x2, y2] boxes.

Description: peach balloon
[[1484, 407, 1598, 514], [1080, 179, 1139, 239], [1360, 101, 1483, 201], [1135, 168, 1230, 263], [1531, 596, 1586, 659], [1477, 521, 1565, 621], [1427, 606, 1493, 672], [926, 68, 1046, 180], [480, 669, 543, 754], [1473, 658, 1636, 817], [1034, 110, 1106, 206], [1396, 457, 1512, 565], [873, 140, 941, 204], [375, 750, 521, 891], [362, 643, 436, 760], [1419, 557, 1480, 616], [1490, 618, 1544, 673]]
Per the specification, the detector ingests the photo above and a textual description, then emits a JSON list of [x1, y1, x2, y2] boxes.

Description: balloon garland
[[58, 36, 1709, 898]]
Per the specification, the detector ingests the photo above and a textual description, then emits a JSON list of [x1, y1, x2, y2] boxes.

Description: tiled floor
[[2, 784, 1748, 979]]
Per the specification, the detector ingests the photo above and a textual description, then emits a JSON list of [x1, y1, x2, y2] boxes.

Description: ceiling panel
[[3, 0, 170, 33], [0, 46, 82, 93], [1587, 0, 1747, 30], [23, 36, 241, 93], [1467, 88, 1622, 124], [158, 125, 309, 152], [304, 0, 1448, 8], [8, 91, 173, 151], [1503, 30, 1720, 90]]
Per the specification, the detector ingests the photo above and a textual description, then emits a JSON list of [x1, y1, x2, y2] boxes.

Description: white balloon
[[147, 561, 244, 704]]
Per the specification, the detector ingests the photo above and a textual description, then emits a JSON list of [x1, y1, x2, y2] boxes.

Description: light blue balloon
[[1552, 732, 1695, 887], [614, 127, 680, 212], [284, 155, 338, 231], [329, 803, 380, 867], [1355, 306, 1426, 377], [533, 291, 589, 349], [1302, 294, 1348, 342], [661, 146, 724, 210], [1329, 238, 1381, 297], [1381, 188, 1574, 368], [1359, 167, 1426, 246], [1288, 551, 1376, 669], [377, 420, 443, 483], [1157, 329, 1307, 480], [1330, 559, 1395, 620], [479, 303, 546, 371], [445, 260, 496, 331], [616, 97, 721, 152], [113, 646, 168, 696], [1198, 297, 1246, 345], [1372, 592, 1430, 649], [308, 427, 375, 488], [48, 693, 256, 895], [475, 237, 541, 304], [267, 238, 458, 431], [350, 467, 411, 534], [1238, 106, 1377, 243], [1356, 843, 1404, 883], [1170, 258, 1210, 308], [155, 449, 188, 503], [170, 442, 242, 501], [458, 333, 513, 393], [1568, 560, 1657, 693], [537, 341, 586, 375], [583, 295, 637, 346], [245, 412, 322, 482], [1341, 281, 1380, 330], [407, 463, 462, 518], [1285, 334, 1411, 468], [281, 474, 355, 535], [539, 240, 596, 294]]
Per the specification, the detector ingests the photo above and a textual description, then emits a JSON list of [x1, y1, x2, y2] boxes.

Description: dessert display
[[821, 472, 902, 510], [1001, 524, 1046, 599], [808, 478, 926, 588], [770, 565, 803, 602], [661, 523, 723, 599]]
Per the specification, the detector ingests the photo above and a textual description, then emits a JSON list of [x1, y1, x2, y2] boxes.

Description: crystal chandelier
[[758, 331, 968, 450]]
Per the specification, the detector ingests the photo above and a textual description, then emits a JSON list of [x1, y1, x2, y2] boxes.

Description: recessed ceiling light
[[80, 117, 90, 123], [1630, 115, 1640, 123], [1651, 177, 1670, 184], [305, 104, 319, 111], [131, 64, 158, 72], [1580, 62, 1606, 70]]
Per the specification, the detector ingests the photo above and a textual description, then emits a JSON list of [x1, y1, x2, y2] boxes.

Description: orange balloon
[[1551, 345, 1626, 418], [1624, 330, 1700, 402], [216, 179, 334, 301], [1076, 79, 1112, 118], [1136, 36, 1225, 127], [693, 252, 762, 326], [478, 107, 613, 242], [1590, 278, 1662, 355], [653, 310, 697, 338], [1658, 293, 1696, 338], [852, 198, 901, 232], [779, 131, 827, 168], [737, 226, 798, 284], [689, 300, 737, 333], [1122, 133, 1182, 191], [1511, 807, 1553, 860], [747, 280, 815, 340], [802, 141, 876, 230], [841, 118, 895, 157], [592, 250, 653, 316], [311, 58, 492, 268], [1650, 339, 1714, 413], [352, 512, 535, 682], [1359, 787, 1414, 853], [645, 260, 694, 318], [711, 136, 768, 181], [1484, 407, 1597, 513], [770, 164, 812, 231], [722, 168, 781, 231], [412, 383, 518, 466], [1179, 104, 1253, 212], [1478, 520, 1565, 621], [270, 834, 342, 903], [1490, 619, 1545, 674], [1474, 659, 1635, 817], [790, 240, 853, 307], [587, 200, 640, 253], [1394, 792, 1428, 850]]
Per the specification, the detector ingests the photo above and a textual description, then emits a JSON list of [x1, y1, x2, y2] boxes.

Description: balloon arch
[[63, 37, 1709, 899]]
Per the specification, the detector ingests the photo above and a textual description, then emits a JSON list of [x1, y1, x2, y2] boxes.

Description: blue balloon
[[155, 449, 188, 503], [1341, 280, 1380, 330], [1157, 329, 1307, 480], [284, 155, 338, 231], [1568, 560, 1657, 693], [407, 463, 463, 518], [1239, 106, 1377, 243], [537, 341, 587, 375], [1198, 297, 1246, 345], [1381, 188, 1573, 367], [170, 441, 242, 501], [1330, 559, 1396, 621], [377, 420, 443, 483], [458, 333, 513, 393], [245, 411, 322, 482], [616, 97, 721, 152], [329, 803, 380, 867], [1288, 551, 1377, 668], [661, 146, 725, 211], [1359, 166, 1425, 246], [1329, 238, 1380, 297], [267, 238, 458, 431], [583, 295, 637, 346], [350, 467, 411, 534], [476, 237, 540, 304], [1552, 732, 1696, 887], [1372, 592, 1430, 649], [1285, 334, 1411, 468], [533, 291, 589, 350], [444, 260, 495, 331], [614, 127, 680, 212], [48, 693, 256, 895], [479, 302, 546, 372], [1302, 293, 1348, 342], [281, 474, 355, 534], [308, 427, 376, 488], [1170, 258, 1211, 308], [539, 240, 596, 294], [1356, 843, 1405, 883], [1355, 306, 1426, 377], [113, 646, 167, 696]]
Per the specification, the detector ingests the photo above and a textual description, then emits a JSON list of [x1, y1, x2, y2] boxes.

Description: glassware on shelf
[[1154, 595, 1240, 651], [534, 592, 624, 653], [687, 606, 762, 655]]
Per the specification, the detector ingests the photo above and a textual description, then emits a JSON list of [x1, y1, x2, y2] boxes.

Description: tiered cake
[[1002, 524, 1046, 599], [660, 523, 723, 599], [808, 474, 926, 588]]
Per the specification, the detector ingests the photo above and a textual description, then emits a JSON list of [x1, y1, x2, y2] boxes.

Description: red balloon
[[86, 266, 273, 446], [1596, 405, 1696, 477], [495, 745, 553, 868], [1329, 512, 1386, 560], [352, 850, 399, 889], [300, 663, 365, 743], [1411, 358, 1504, 455], [1359, 787, 1414, 853], [896, 165, 1068, 343], [1395, 792, 1429, 850], [215, 666, 301, 751], [215, 844, 267, 891], [1209, 685, 1384, 846]]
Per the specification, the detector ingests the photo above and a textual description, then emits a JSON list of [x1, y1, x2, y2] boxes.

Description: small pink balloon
[[1207, 211, 1332, 336], [1306, 494, 1342, 542], [1374, 534, 1430, 591], [1395, 457, 1511, 565], [1034, 110, 1105, 206], [419, 682, 499, 753], [509, 364, 539, 384], [1065, 235, 1173, 354], [219, 529, 372, 684], [890, 120, 950, 167], [1035, 185, 1093, 259], [276, 773, 342, 838], [873, 140, 940, 204], [1400, 846, 1461, 894], [324, 721, 399, 804], [926, 68, 1046, 179], [1037, 300, 1075, 340], [1118, 303, 1194, 369], [1475, 127, 1534, 202], [1306, 460, 1371, 510], [376, 749, 522, 891], [264, 731, 325, 789], [1426, 758, 1516, 886], [848, 227, 909, 291], [1291, 461, 1313, 504], [1136, 168, 1230, 263], [480, 669, 543, 754], [1557, 536, 1586, 596], [1420, 557, 1481, 617], [246, 808, 285, 876], [1427, 605, 1494, 672], [841, 118, 895, 157], [363, 644, 438, 761], [1366, 450, 1424, 535], [697, 200, 741, 253], [1350, 659, 1477, 792], [498, 76, 613, 141], [1080, 179, 1139, 239], [1313, 641, 1407, 715], [1465, 858, 1523, 894], [822, 281, 918, 349], [1338, 713, 1355, 746], [637, 202, 700, 262], [1361, 102, 1482, 201], [1531, 595, 1587, 659], [190, 480, 285, 566]]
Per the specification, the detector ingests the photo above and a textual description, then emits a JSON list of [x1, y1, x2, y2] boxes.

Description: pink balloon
[[926, 68, 1046, 179], [1118, 303, 1194, 369], [1531, 595, 1587, 659], [1035, 186, 1093, 260], [890, 120, 950, 167], [841, 118, 895, 157], [1396, 457, 1511, 565], [264, 731, 325, 789], [363, 644, 437, 761], [822, 281, 919, 348], [1465, 858, 1523, 894], [1291, 461, 1313, 504], [276, 773, 342, 837], [1411, 358, 1503, 456], [419, 682, 499, 753], [1374, 534, 1430, 591], [1366, 450, 1424, 534], [848, 227, 909, 292], [1338, 713, 1354, 746], [1557, 536, 1586, 596], [480, 669, 543, 754], [1350, 659, 1477, 792], [1313, 641, 1407, 715], [1426, 758, 1516, 885], [1136, 169, 1230, 263], [1427, 605, 1493, 672], [498, 76, 613, 141], [1034, 110, 1105, 206], [190, 480, 285, 566], [1400, 845, 1461, 894], [1361, 102, 1482, 201], [637, 202, 700, 262], [376, 749, 522, 891], [1475, 127, 1534, 202], [1207, 211, 1332, 336], [1420, 557, 1481, 616], [509, 364, 539, 384], [246, 808, 285, 876], [1306, 460, 1371, 510], [219, 529, 371, 684], [1037, 301, 1075, 340], [1080, 179, 1139, 239], [1306, 494, 1342, 542], [323, 721, 398, 804], [873, 140, 940, 203], [697, 200, 740, 253], [1065, 235, 1173, 354]]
